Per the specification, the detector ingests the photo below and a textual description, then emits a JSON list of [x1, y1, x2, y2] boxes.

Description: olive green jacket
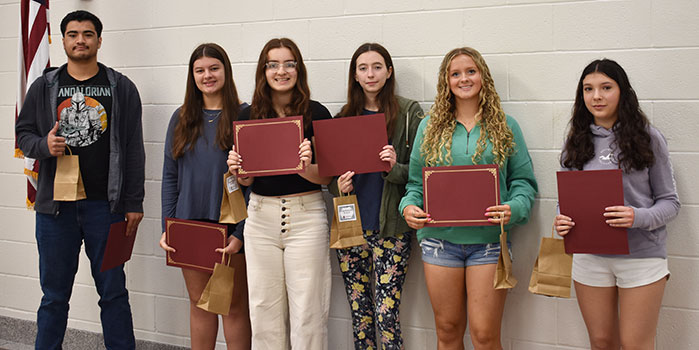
[[329, 96, 424, 238]]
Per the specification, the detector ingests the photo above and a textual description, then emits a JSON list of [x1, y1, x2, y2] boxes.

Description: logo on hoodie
[[598, 148, 618, 165]]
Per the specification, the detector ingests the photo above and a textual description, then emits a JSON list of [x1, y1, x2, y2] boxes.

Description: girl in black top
[[227, 38, 332, 350]]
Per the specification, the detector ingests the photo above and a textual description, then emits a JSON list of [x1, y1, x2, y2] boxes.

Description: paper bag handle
[[221, 251, 232, 265], [549, 221, 565, 240], [550, 223, 556, 239], [65, 145, 73, 156], [499, 211, 505, 234]]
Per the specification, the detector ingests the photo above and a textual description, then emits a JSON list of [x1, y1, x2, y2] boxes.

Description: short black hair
[[60, 10, 103, 37]]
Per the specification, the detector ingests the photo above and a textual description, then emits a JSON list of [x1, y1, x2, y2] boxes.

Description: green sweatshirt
[[399, 114, 538, 244]]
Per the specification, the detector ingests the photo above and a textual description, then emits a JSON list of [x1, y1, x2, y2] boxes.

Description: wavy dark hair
[[250, 38, 311, 129], [337, 43, 399, 135], [171, 43, 240, 159], [561, 59, 654, 171]]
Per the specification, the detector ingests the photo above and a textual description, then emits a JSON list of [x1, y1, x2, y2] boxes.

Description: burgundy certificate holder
[[100, 221, 136, 272], [233, 116, 304, 177], [165, 218, 227, 273], [423, 164, 500, 227], [557, 169, 629, 255], [313, 113, 391, 177]]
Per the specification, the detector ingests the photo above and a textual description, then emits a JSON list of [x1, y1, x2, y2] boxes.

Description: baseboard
[[0, 316, 187, 350]]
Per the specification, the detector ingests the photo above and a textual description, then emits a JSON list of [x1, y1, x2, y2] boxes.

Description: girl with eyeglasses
[[160, 43, 251, 349], [555, 59, 680, 350], [226, 38, 332, 349], [329, 43, 423, 350], [400, 47, 537, 349]]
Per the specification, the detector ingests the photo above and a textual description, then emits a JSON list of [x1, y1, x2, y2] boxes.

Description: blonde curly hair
[[421, 47, 514, 167]]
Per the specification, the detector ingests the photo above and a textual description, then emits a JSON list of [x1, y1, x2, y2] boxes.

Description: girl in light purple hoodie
[[555, 59, 680, 350]]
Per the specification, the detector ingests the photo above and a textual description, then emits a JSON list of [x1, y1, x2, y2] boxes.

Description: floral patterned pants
[[336, 230, 412, 350]]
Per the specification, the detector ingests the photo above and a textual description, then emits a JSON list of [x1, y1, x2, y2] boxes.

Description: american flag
[[15, 0, 50, 209]]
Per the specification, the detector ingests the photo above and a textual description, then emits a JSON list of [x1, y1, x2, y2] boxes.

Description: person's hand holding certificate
[[423, 164, 500, 227], [165, 218, 228, 273], [556, 169, 629, 255], [233, 116, 305, 177], [313, 113, 391, 177]]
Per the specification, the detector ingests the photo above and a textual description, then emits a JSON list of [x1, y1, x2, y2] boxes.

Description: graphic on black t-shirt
[[55, 67, 112, 200], [57, 90, 108, 147]]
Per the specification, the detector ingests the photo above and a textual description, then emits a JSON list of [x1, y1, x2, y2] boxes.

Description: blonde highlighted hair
[[421, 47, 514, 166]]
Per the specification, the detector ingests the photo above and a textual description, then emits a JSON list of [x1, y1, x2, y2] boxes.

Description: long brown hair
[[337, 43, 399, 135], [250, 38, 311, 129], [421, 47, 514, 167], [562, 59, 654, 171], [171, 43, 240, 159]]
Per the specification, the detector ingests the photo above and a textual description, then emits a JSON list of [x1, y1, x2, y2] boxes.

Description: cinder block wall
[[1, 1, 698, 349]]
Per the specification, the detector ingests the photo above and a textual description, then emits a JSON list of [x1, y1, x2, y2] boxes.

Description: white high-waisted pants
[[245, 191, 331, 350]]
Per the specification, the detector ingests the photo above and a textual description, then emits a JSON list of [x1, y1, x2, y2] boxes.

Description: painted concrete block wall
[[1, 0, 697, 348]]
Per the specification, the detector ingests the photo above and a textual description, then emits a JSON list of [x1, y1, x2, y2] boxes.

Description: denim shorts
[[419, 237, 512, 268]]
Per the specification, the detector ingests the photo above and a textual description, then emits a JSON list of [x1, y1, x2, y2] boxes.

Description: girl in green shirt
[[399, 47, 537, 349]]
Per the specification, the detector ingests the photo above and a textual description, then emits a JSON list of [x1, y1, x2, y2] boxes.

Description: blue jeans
[[35, 200, 135, 350]]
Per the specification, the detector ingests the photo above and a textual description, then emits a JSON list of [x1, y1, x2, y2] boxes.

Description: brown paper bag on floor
[[53, 146, 87, 201], [220, 172, 248, 224], [529, 225, 573, 298], [329, 193, 366, 249], [196, 254, 235, 315], [494, 213, 517, 289]]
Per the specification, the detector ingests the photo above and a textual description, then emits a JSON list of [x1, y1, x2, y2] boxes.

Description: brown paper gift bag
[[494, 213, 517, 289], [196, 254, 235, 315], [53, 146, 87, 201], [329, 192, 366, 249], [528, 225, 573, 298], [219, 172, 248, 224]]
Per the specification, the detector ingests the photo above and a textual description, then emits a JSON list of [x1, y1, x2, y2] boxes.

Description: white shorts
[[572, 254, 670, 288]]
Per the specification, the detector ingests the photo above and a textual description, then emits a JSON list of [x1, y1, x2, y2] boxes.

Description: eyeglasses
[[265, 61, 297, 72]]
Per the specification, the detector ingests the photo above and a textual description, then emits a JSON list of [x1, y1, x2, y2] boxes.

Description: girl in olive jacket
[[330, 43, 423, 349]]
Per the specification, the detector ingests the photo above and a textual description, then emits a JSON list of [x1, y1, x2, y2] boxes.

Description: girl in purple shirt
[[555, 59, 680, 350]]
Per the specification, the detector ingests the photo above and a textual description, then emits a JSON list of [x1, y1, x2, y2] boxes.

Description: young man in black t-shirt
[[15, 10, 145, 349]]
